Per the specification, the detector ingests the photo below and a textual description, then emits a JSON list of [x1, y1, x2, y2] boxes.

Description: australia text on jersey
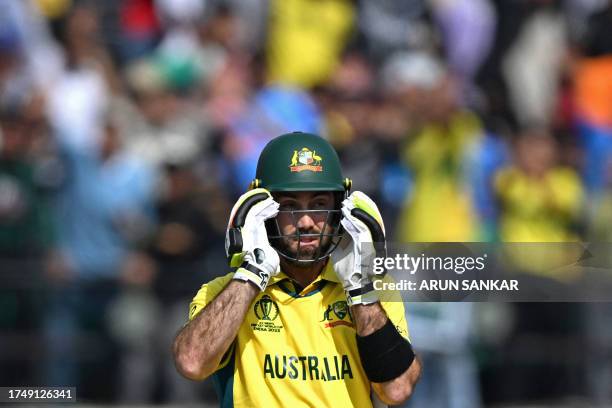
[[263, 354, 354, 381]]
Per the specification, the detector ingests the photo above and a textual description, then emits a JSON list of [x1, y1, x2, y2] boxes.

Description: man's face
[[273, 191, 337, 262]]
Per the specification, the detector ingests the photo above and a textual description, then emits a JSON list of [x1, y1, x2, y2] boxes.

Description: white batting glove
[[225, 188, 280, 291], [331, 191, 387, 305]]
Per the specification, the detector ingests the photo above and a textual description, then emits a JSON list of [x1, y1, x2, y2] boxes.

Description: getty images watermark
[[363, 243, 612, 302], [372, 252, 519, 293]]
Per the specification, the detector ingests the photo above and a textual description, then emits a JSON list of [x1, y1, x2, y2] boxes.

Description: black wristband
[[356, 319, 415, 383]]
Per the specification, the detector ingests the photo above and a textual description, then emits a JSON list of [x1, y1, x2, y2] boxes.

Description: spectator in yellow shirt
[[265, 0, 355, 88], [495, 128, 583, 243]]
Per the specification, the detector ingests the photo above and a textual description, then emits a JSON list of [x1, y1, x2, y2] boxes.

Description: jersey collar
[[268, 259, 340, 291]]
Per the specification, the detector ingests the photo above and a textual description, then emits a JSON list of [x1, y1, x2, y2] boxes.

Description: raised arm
[[173, 280, 258, 380], [331, 191, 421, 404], [174, 188, 281, 380]]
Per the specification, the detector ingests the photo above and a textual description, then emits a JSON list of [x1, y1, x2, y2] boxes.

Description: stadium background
[[1, 0, 612, 406]]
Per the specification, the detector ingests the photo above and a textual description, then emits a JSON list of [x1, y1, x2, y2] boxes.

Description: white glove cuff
[[346, 282, 379, 306], [233, 263, 270, 291]]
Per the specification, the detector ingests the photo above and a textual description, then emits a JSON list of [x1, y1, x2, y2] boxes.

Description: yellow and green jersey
[[189, 261, 409, 408]]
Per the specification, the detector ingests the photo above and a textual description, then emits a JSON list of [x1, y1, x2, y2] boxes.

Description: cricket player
[[173, 132, 421, 407]]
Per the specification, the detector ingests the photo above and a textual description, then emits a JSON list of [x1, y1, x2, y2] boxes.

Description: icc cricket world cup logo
[[254, 295, 279, 321]]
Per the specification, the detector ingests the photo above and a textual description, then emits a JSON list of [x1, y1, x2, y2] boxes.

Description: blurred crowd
[[1, 0, 612, 405]]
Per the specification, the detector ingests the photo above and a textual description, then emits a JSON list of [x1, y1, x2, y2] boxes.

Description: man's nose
[[296, 212, 315, 230]]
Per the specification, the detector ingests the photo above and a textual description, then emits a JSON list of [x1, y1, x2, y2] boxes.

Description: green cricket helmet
[[251, 132, 352, 263]]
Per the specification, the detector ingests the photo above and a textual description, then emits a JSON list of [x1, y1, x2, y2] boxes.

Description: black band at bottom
[[356, 319, 415, 383]]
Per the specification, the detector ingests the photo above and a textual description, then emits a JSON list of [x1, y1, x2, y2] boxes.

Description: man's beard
[[274, 233, 333, 267]]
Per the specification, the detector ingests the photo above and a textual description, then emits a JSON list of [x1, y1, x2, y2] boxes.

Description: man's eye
[[312, 201, 330, 209], [280, 203, 297, 211]]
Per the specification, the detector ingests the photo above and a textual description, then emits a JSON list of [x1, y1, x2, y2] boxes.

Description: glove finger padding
[[228, 188, 271, 228], [225, 188, 277, 267], [341, 191, 387, 276], [343, 190, 385, 233], [226, 188, 281, 291], [241, 198, 279, 251], [330, 232, 360, 288], [350, 208, 386, 259], [333, 191, 387, 305]]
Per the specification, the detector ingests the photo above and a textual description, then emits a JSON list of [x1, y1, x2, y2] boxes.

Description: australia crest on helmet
[[289, 147, 323, 173]]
